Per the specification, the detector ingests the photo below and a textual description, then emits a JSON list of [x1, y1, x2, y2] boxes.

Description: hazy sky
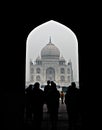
[[26, 20, 79, 82]]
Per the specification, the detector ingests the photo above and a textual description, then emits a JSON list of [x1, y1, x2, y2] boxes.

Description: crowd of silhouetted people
[[25, 81, 81, 130]]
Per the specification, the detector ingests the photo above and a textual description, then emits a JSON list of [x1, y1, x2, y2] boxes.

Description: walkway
[[42, 101, 69, 130], [24, 100, 82, 130]]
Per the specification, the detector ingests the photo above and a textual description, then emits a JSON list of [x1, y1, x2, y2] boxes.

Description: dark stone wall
[[2, 18, 92, 129]]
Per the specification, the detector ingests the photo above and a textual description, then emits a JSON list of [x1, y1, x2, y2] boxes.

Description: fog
[[26, 20, 79, 83]]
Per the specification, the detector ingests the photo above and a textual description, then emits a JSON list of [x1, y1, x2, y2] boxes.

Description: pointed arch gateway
[[26, 20, 79, 88], [46, 67, 55, 81]]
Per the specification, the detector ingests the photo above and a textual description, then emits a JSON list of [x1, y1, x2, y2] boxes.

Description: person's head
[[47, 80, 50, 85], [51, 81, 57, 90], [51, 81, 55, 85], [71, 82, 76, 88], [67, 85, 71, 91], [34, 82, 40, 90], [29, 84, 33, 90]]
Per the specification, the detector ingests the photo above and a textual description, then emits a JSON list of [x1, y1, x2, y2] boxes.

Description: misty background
[[26, 20, 79, 84]]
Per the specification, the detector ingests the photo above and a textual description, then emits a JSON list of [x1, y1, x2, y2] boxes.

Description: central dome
[[41, 38, 60, 59]]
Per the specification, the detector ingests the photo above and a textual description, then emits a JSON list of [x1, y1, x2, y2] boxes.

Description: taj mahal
[[29, 37, 74, 87]]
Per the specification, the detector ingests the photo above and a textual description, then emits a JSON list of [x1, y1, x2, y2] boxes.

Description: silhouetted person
[[25, 84, 33, 121], [44, 80, 51, 112], [47, 81, 60, 130], [31, 82, 44, 130], [60, 91, 64, 104], [44, 80, 51, 93], [65, 82, 80, 130]]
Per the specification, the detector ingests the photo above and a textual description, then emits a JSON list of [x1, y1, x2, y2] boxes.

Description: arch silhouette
[[26, 20, 79, 88]]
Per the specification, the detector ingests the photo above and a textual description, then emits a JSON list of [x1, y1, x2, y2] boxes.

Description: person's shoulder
[[39, 89, 44, 93], [57, 90, 60, 95], [44, 85, 47, 88], [56, 90, 59, 92], [65, 92, 69, 97], [75, 88, 79, 93]]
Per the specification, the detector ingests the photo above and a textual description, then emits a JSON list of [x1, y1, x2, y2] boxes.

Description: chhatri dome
[[41, 37, 60, 59]]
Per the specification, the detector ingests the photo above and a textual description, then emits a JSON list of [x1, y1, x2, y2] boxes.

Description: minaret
[[70, 60, 74, 82], [68, 59, 74, 82]]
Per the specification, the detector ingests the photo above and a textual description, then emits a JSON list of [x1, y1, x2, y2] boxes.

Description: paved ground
[[42, 101, 68, 130], [24, 100, 82, 130]]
